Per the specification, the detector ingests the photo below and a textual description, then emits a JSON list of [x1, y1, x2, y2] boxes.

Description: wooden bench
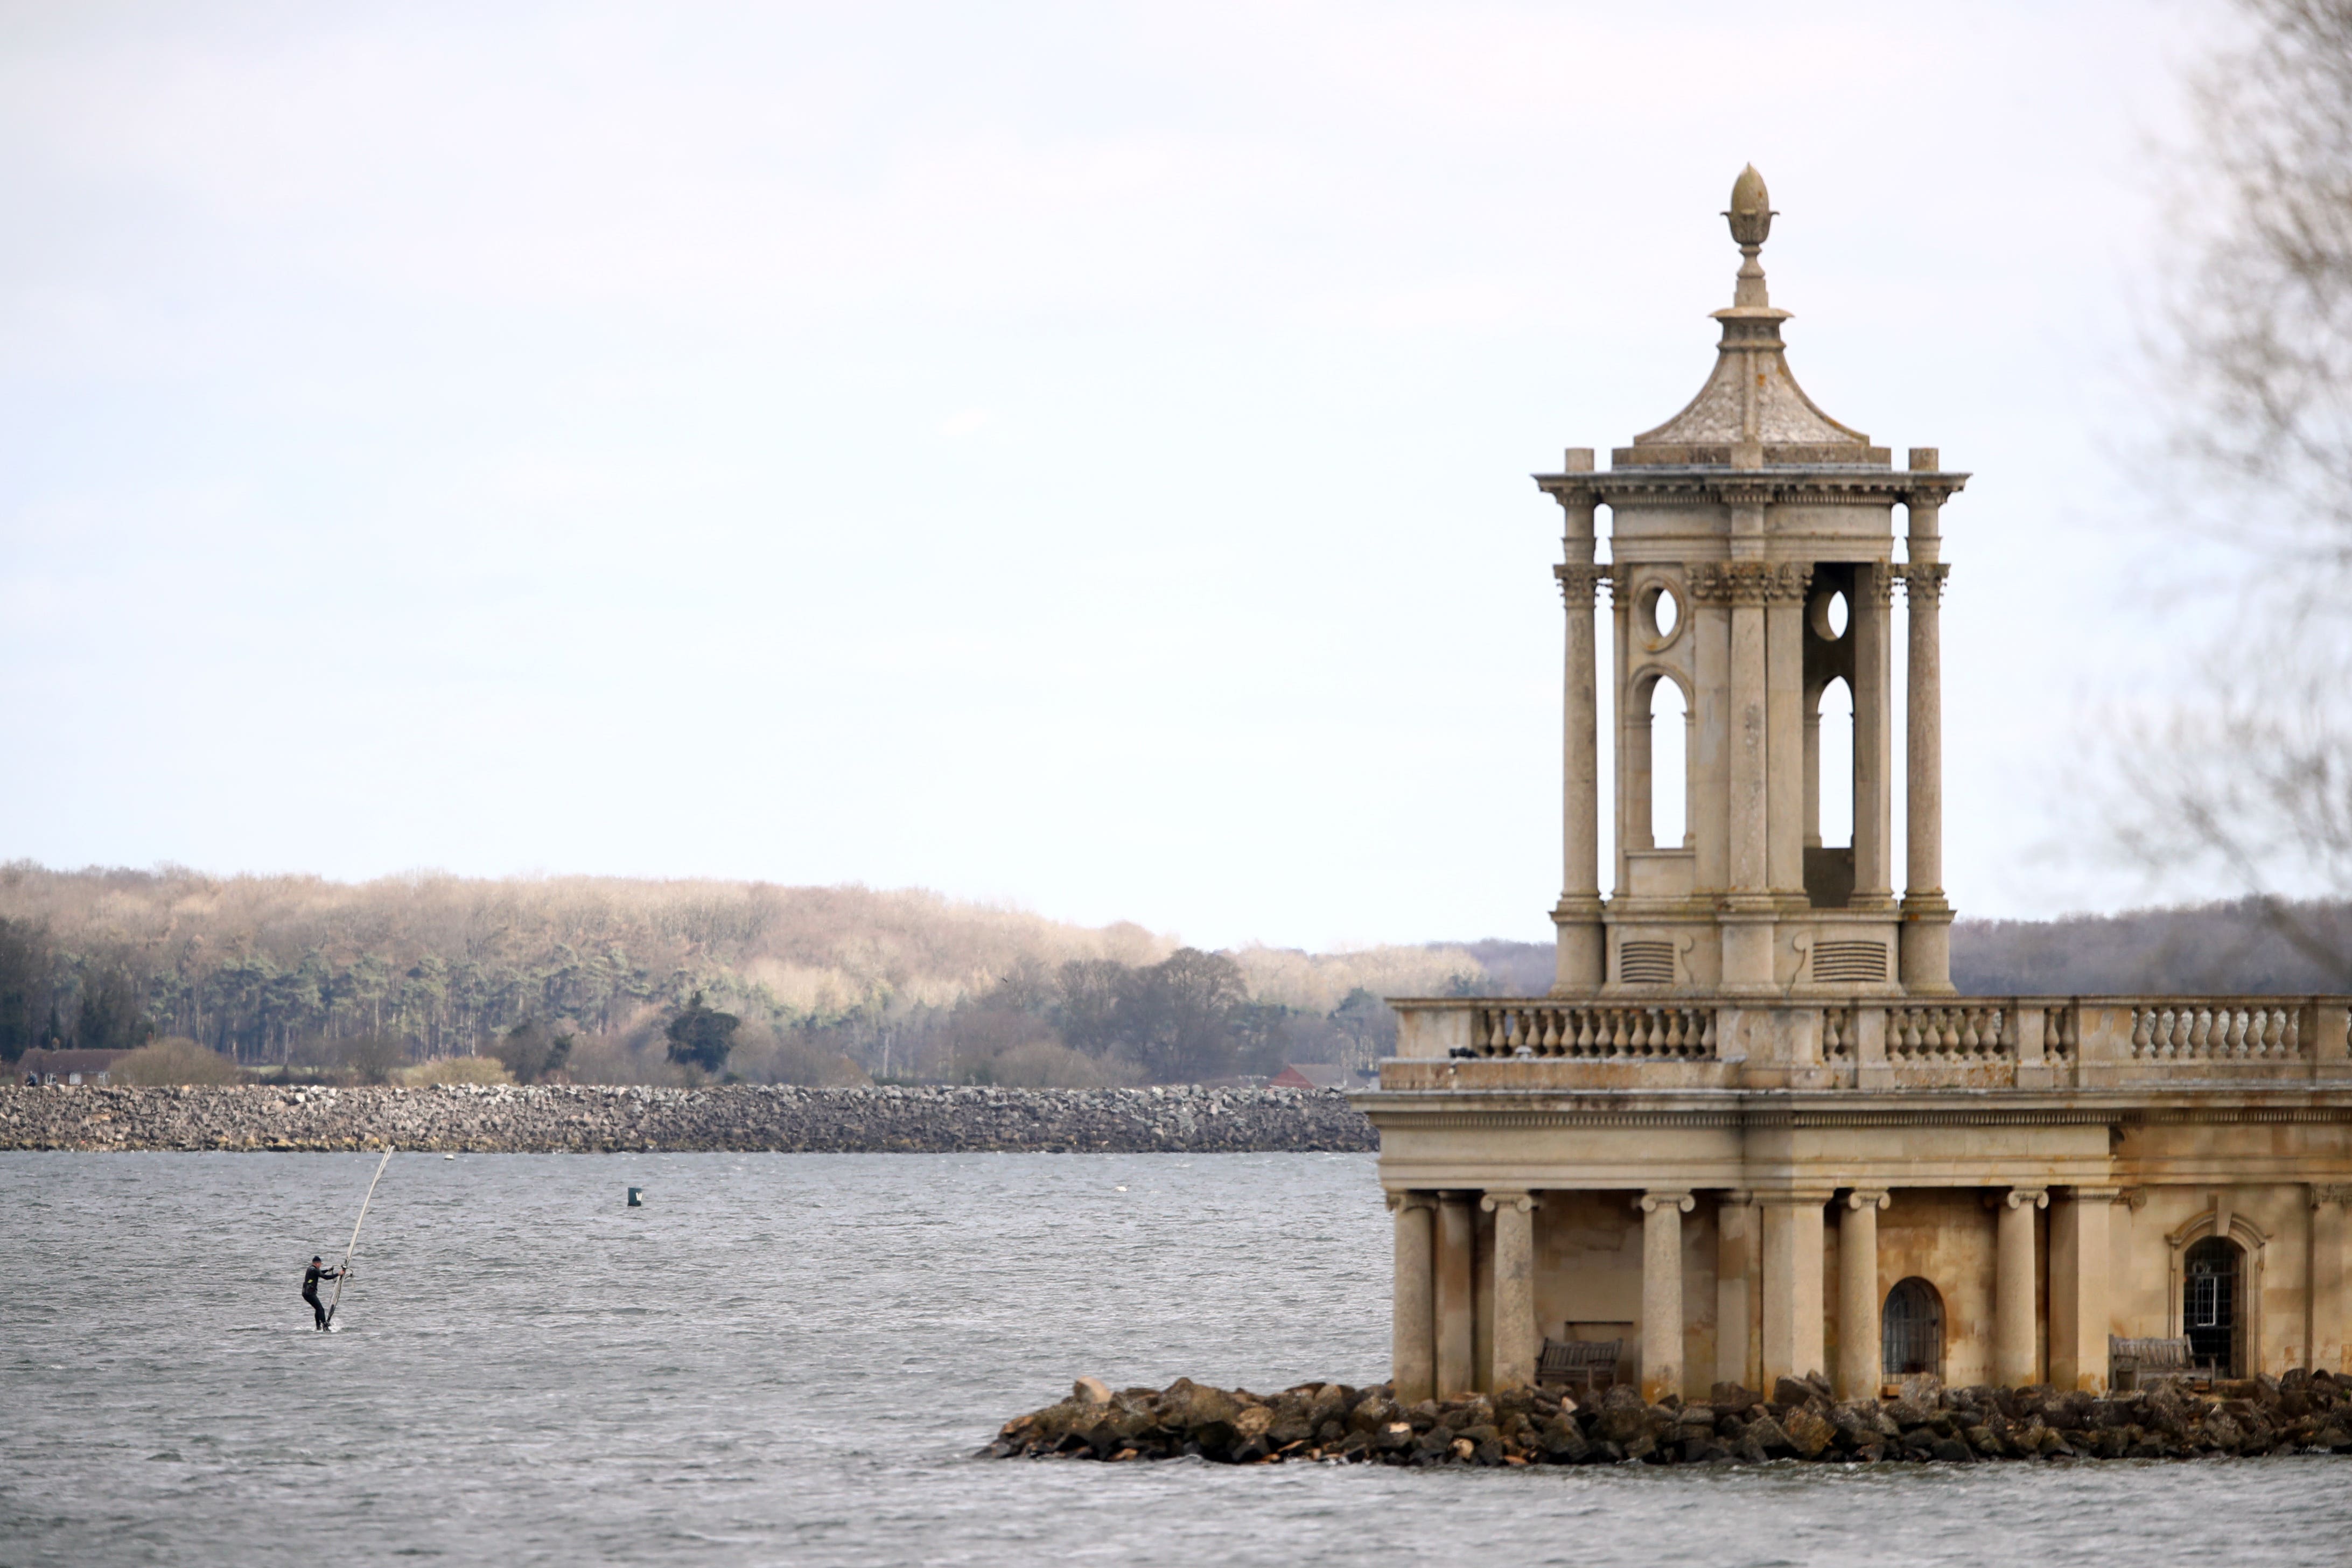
[[2110, 1335, 2199, 1390], [1537, 1337, 1622, 1395]]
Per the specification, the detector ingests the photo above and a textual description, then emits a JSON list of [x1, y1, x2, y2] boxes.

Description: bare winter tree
[[2111, 0, 2352, 982]]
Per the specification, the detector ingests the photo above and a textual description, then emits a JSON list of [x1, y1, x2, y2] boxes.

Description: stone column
[[1761, 1192, 1830, 1385], [1837, 1189, 1889, 1399], [1389, 1192, 1436, 1403], [1716, 1192, 1758, 1389], [1996, 1186, 2048, 1387], [1553, 528, 1607, 992], [2310, 1186, 2350, 1375], [1710, 535, 1776, 990], [1765, 565, 1810, 896], [1730, 592, 1768, 895], [2050, 1187, 2116, 1392], [1639, 1190, 1694, 1400], [1900, 457, 1955, 993], [1483, 1191, 1539, 1389], [1851, 562, 1894, 907], [1434, 1193, 1476, 1398]]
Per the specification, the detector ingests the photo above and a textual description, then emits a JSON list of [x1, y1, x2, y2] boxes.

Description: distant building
[[1356, 168, 2352, 1406], [1270, 1063, 1355, 1091], [17, 1049, 129, 1086]]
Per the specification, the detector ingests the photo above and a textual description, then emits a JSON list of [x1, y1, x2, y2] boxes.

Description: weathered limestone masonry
[[991, 1369, 2352, 1467], [0, 1084, 1375, 1154], [1354, 169, 2352, 1408]]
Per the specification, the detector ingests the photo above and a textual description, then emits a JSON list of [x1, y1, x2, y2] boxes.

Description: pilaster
[[1716, 1191, 1760, 1390], [1434, 1193, 1475, 1398], [2312, 1185, 2351, 1376], [1761, 1190, 1832, 1385], [2050, 1186, 2116, 1392], [1851, 561, 1895, 908], [1483, 1190, 1540, 1390]]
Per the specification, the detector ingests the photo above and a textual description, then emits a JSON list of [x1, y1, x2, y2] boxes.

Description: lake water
[[3, 1151, 2347, 1567]]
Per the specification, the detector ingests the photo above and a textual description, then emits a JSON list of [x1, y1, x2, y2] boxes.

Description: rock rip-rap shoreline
[[0, 1082, 1375, 1154], [990, 1369, 2352, 1466]]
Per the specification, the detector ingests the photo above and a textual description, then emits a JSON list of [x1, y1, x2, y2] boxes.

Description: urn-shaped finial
[[1726, 164, 1773, 248]]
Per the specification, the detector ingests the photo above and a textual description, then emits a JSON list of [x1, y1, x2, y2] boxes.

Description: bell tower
[[1541, 167, 1963, 998]]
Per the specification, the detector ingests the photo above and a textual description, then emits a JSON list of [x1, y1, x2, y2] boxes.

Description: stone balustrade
[[1389, 995, 2352, 1090]]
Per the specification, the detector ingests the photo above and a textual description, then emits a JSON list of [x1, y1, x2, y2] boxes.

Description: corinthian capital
[[1687, 560, 1809, 607], [1900, 562, 1951, 604], [1761, 562, 1813, 604], [1863, 561, 1895, 608], [1553, 564, 1611, 604]]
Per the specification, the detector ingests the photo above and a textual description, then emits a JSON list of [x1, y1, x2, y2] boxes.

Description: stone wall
[[0, 1082, 1377, 1154]]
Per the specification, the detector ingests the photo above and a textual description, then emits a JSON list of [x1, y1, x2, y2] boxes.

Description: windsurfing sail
[[325, 1147, 394, 1328]]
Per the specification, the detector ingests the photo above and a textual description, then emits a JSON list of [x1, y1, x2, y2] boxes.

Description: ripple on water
[[1, 1150, 2346, 1567]]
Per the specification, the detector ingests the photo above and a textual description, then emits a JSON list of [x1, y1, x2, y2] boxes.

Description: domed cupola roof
[[1615, 166, 1889, 469]]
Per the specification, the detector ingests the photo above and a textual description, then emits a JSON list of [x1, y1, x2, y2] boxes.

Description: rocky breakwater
[[989, 1369, 2352, 1466], [0, 1082, 1376, 1153]]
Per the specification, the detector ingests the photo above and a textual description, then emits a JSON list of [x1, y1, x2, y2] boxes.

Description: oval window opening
[[1826, 590, 1849, 638], [1654, 587, 1679, 638]]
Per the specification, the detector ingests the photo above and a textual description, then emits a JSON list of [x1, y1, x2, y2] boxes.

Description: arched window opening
[[1817, 677, 1853, 848], [2185, 1236, 2244, 1377], [1804, 676, 1856, 907], [1882, 1277, 1943, 1379], [1650, 676, 1688, 849]]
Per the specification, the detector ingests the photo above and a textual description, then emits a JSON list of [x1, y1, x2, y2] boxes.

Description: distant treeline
[[0, 864, 1473, 1086], [1453, 900, 2352, 1000]]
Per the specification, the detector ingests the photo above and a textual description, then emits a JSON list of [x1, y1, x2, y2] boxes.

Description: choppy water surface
[[3, 1152, 2347, 1566]]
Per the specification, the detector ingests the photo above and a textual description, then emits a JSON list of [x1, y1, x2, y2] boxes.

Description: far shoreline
[[0, 1081, 1378, 1156]]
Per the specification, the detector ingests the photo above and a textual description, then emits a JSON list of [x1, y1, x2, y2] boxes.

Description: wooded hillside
[[0, 864, 1485, 1086]]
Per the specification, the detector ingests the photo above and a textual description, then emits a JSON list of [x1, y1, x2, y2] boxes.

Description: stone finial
[[1725, 165, 1774, 311], [1617, 167, 1885, 467], [1725, 164, 1773, 248]]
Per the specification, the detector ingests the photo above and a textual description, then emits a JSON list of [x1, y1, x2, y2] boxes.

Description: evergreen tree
[[664, 991, 739, 1074]]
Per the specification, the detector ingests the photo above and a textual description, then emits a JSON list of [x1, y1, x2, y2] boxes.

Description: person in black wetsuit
[[302, 1255, 344, 1330]]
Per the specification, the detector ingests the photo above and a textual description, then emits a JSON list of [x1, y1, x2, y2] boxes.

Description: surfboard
[[324, 1146, 394, 1329]]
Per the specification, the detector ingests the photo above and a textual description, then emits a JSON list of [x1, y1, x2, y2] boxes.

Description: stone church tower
[[1364, 169, 2352, 1408], [1541, 166, 1963, 999]]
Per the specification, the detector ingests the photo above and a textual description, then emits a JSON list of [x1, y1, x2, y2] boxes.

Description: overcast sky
[[0, 2, 2228, 949]]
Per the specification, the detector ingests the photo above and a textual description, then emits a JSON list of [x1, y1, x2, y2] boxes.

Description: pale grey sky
[[0, 2, 2223, 948]]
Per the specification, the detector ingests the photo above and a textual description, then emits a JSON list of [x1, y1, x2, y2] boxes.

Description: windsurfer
[[302, 1255, 344, 1330]]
